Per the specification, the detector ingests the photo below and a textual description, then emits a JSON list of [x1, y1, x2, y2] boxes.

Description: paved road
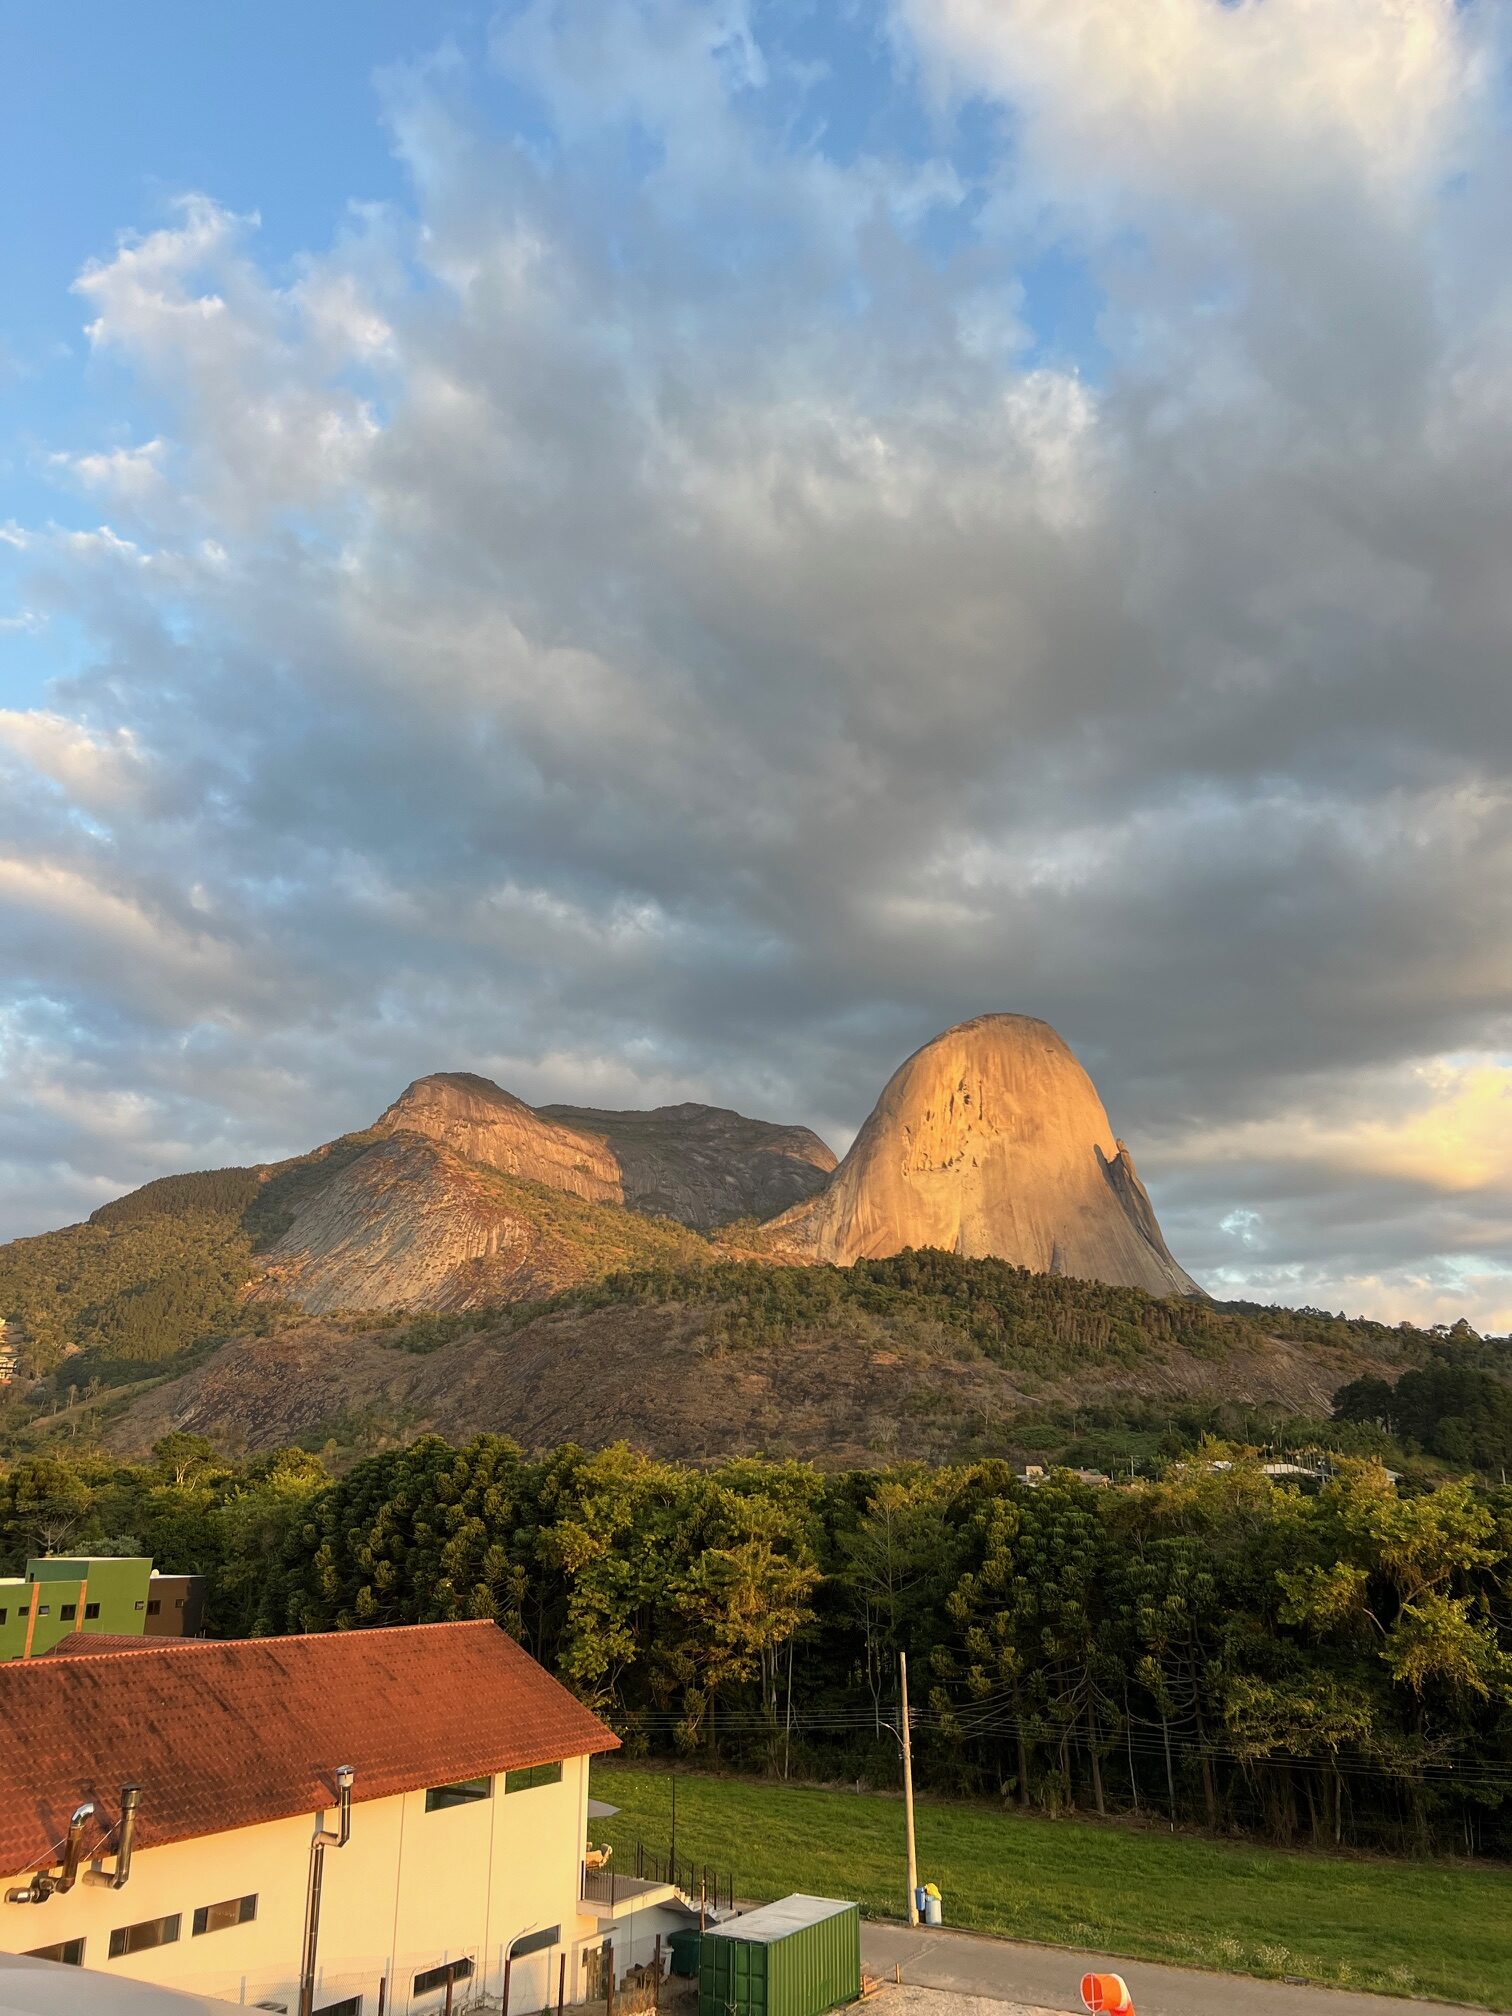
[[859, 1922, 1479, 2016]]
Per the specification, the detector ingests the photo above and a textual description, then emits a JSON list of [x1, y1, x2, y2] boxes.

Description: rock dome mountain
[[2, 1012, 1199, 1374], [767, 1014, 1200, 1298]]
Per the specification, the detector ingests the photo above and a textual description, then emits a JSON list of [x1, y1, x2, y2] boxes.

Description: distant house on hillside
[[0, 1559, 205, 1663], [0, 1622, 696, 2015]]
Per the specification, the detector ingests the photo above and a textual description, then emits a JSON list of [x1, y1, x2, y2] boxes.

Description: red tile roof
[[38, 1633, 153, 1656], [0, 1621, 618, 1877]]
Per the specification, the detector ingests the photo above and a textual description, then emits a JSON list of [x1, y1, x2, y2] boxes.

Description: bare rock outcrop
[[254, 1135, 558, 1314], [766, 1014, 1200, 1296], [539, 1101, 836, 1230], [374, 1073, 621, 1203]]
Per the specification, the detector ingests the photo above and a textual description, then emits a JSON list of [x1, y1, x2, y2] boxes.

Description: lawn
[[590, 1763, 1512, 2009]]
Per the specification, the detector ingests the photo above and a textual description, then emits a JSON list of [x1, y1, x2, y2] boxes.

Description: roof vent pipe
[[5, 1801, 95, 1904], [84, 1784, 142, 1889], [112, 1786, 140, 1888], [298, 1767, 355, 2016]]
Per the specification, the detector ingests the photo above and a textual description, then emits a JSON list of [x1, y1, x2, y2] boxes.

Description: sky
[[3, 0, 1512, 1331]]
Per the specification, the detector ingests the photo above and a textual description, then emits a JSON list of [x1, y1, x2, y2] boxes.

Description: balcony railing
[[580, 1853, 736, 1914]]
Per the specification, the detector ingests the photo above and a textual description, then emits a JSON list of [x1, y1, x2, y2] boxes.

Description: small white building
[[0, 1621, 694, 2014]]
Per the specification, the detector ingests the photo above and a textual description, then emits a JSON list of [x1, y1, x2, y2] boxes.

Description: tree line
[[3, 1432, 1511, 1858]]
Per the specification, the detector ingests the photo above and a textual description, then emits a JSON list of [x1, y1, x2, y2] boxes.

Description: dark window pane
[[26, 1939, 84, 1966], [60, 1604, 76, 1622], [424, 1778, 491, 1811], [505, 1761, 563, 1793], [84, 1602, 100, 1619], [109, 1915, 180, 1958], [317, 2000, 362, 2016], [193, 1895, 257, 1936], [146, 1600, 160, 1616], [413, 1958, 473, 1997], [511, 1926, 561, 1959]]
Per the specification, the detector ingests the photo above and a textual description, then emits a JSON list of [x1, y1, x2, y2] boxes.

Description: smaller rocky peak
[[373, 1072, 623, 1205], [378, 1071, 534, 1126]]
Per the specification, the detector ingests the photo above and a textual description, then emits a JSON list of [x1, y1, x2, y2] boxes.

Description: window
[[35, 1605, 48, 1618], [0, 1608, 6, 1626], [317, 2000, 362, 2016], [26, 1939, 84, 1967], [146, 1600, 161, 1617], [110, 1914, 180, 1958], [133, 1599, 144, 1611], [84, 1602, 100, 1619], [413, 1958, 473, 1998], [504, 1761, 562, 1793], [176, 1597, 186, 1609], [511, 1926, 561, 1959], [193, 1894, 257, 1936], [424, 1778, 491, 1811], [59, 1603, 76, 1622]]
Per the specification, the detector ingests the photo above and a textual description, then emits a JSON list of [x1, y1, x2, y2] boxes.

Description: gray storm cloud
[[3, 0, 1512, 1328]]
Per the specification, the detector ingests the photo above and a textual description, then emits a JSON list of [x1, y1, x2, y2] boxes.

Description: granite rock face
[[766, 1014, 1200, 1296], [373, 1073, 621, 1203], [539, 1100, 836, 1229], [249, 1075, 833, 1313], [373, 1071, 836, 1231]]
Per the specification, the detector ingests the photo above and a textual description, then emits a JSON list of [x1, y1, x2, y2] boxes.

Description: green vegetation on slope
[[1336, 1361, 1512, 1475], [508, 1248, 1457, 1379], [590, 1765, 1512, 2007], [469, 1166, 714, 1277], [0, 1210, 258, 1378]]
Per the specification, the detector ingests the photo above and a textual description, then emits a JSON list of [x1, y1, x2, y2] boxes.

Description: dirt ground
[[866, 1983, 1067, 2016]]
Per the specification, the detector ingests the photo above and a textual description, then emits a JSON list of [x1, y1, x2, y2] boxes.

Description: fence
[[632, 1840, 736, 1913]]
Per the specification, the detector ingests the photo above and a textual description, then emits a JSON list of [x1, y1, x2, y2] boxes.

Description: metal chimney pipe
[[54, 1802, 94, 1894], [5, 1802, 96, 1904], [84, 1785, 141, 1889], [112, 1786, 141, 1889], [298, 1768, 355, 2016]]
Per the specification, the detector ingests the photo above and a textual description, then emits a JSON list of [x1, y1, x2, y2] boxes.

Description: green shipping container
[[699, 1895, 861, 2016]]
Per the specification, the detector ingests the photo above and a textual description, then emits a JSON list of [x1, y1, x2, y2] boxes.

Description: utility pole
[[900, 1651, 919, 1926]]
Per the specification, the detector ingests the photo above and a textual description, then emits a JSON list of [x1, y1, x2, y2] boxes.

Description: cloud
[[3, 1, 1512, 1330], [47, 439, 167, 503]]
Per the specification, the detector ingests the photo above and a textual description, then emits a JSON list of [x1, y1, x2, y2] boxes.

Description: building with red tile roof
[[0, 1622, 632, 2016]]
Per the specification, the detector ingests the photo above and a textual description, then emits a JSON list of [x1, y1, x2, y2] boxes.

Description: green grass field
[[590, 1764, 1512, 2008]]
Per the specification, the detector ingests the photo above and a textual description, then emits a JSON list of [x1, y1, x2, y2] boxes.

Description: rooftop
[[0, 1620, 618, 1878], [704, 1896, 856, 1944]]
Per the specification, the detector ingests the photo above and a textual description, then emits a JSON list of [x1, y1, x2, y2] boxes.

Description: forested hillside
[[0, 1209, 261, 1380], [4, 1432, 1511, 1859]]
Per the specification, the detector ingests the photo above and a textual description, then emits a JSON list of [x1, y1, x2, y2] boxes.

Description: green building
[[0, 1558, 158, 1661]]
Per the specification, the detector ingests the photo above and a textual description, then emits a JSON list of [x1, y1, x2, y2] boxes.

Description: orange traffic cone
[[1081, 1975, 1134, 2016]]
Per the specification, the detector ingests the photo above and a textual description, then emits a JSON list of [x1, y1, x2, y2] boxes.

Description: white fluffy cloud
[[4, 0, 1512, 1329]]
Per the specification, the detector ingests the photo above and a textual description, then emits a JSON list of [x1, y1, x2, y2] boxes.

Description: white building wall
[[0, 1757, 598, 2015]]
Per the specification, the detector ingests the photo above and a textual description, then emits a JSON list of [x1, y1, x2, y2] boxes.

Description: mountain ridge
[[1, 1014, 1203, 1414]]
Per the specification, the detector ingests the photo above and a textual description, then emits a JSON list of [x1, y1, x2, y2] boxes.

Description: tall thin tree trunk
[[1088, 1714, 1106, 1818]]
